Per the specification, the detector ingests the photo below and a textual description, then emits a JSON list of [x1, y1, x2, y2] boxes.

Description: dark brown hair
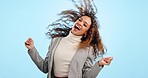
[[46, 0, 106, 58]]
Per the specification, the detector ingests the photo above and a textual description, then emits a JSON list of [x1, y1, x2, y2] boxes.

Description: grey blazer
[[28, 37, 103, 78]]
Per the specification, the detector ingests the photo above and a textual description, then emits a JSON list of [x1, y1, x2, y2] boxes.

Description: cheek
[[82, 28, 89, 34]]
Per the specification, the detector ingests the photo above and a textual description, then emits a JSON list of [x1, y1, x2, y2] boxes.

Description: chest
[[48, 38, 89, 70]]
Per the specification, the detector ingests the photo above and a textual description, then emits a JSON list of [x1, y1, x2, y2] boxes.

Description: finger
[[102, 61, 110, 65], [27, 40, 31, 44], [25, 38, 31, 45], [29, 38, 33, 43], [109, 57, 113, 61], [29, 38, 33, 41], [105, 57, 113, 61], [104, 59, 110, 64], [26, 38, 31, 43], [28, 39, 32, 43], [25, 41, 30, 45], [105, 59, 113, 65], [100, 60, 108, 65]]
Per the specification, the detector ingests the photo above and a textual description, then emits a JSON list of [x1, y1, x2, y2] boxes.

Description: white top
[[54, 32, 82, 77]]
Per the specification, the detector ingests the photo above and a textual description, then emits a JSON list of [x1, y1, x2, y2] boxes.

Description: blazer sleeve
[[27, 38, 55, 73], [82, 47, 103, 78]]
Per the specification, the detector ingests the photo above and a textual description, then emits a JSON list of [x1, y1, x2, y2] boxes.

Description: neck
[[65, 31, 82, 43]]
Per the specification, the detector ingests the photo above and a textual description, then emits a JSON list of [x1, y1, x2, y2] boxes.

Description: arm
[[82, 47, 113, 78], [82, 48, 103, 78], [25, 38, 54, 73], [28, 47, 49, 73]]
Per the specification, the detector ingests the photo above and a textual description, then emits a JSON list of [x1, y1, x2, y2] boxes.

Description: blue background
[[0, 0, 148, 78]]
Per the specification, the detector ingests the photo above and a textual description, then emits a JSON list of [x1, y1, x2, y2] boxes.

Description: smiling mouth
[[74, 24, 80, 30]]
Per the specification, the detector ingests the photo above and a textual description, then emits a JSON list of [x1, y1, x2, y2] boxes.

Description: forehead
[[81, 16, 91, 25]]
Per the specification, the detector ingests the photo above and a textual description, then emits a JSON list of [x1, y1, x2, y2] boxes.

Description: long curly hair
[[46, 0, 106, 58]]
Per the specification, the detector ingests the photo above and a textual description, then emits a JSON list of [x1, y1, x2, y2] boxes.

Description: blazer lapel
[[68, 47, 89, 78], [48, 37, 62, 70]]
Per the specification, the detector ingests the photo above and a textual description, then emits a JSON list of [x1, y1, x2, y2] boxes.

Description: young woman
[[25, 0, 113, 78]]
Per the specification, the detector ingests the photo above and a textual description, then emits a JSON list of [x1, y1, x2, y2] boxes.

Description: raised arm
[[25, 38, 49, 73]]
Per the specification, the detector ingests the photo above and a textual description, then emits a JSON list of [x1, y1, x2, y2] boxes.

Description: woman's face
[[71, 16, 91, 36]]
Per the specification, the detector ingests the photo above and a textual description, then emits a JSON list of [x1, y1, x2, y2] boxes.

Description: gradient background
[[0, 0, 148, 78]]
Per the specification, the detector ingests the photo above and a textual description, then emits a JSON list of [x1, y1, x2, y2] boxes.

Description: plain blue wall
[[0, 0, 148, 78]]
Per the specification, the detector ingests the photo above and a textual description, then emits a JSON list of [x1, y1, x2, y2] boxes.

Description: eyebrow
[[81, 18, 89, 26]]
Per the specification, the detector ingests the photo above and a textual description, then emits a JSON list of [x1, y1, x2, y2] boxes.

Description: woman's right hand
[[25, 38, 34, 50]]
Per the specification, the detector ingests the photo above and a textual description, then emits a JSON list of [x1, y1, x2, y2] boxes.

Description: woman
[[25, 0, 113, 78]]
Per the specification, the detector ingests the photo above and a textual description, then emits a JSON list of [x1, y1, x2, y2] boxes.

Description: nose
[[77, 22, 83, 29]]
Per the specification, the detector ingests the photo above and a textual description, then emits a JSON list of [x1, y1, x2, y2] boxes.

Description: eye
[[84, 24, 87, 27], [78, 18, 82, 22]]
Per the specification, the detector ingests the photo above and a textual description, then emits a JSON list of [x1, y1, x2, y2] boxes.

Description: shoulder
[[51, 37, 62, 43], [48, 37, 63, 50]]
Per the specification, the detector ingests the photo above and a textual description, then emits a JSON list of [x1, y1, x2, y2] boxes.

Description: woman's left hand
[[98, 57, 113, 66]]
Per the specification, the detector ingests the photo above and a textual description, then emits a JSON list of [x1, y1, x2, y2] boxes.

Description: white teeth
[[76, 25, 80, 30]]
